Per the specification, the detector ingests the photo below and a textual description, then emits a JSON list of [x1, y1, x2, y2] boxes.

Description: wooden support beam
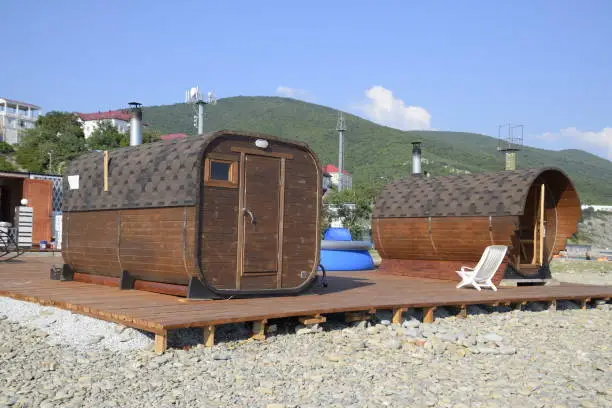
[[539, 183, 545, 265], [103, 150, 109, 192], [299, 314, 326, 325], [392, 307, 407, 324], [203, 325, 215, 348], [457, 305, 467, 319], [154, 331, 167, 354], [251, 320, 267, 341], [548, 299, 557, 312], [345, 311, 371, 323], [423, 306, 436, 324], [581, 298, 590, 310]]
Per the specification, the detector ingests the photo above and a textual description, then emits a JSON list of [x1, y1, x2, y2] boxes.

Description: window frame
[[204, 157, 238, 188]]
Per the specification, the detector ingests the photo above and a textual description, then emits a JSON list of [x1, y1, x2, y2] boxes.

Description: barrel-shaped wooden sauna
[[60, 130, 322, 298], [372, 167, 581, 281]]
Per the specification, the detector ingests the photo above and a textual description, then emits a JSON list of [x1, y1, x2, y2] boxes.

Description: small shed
[[60, 130, 322, 297], [372, 168, 581, 281], [0, 171, 60, 246]]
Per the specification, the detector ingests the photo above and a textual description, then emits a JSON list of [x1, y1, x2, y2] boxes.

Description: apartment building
[[0, 97, 41, 144]]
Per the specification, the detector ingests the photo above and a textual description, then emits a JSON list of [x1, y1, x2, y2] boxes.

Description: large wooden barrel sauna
[[59, 130, 322, 298], [372, 167, 581, 281]]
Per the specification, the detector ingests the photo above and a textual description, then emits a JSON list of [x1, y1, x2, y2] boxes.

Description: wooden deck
[[1, 256, 610, 353]]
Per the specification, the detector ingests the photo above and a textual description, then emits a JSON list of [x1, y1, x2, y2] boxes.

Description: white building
[[75, 110, 131, 138], [323, 164, 353, 190], [0, 98, 41, 144]]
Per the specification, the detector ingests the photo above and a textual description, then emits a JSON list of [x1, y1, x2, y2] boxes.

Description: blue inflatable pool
[[319, 228, 375, 271], [320, 248, 374, 271]]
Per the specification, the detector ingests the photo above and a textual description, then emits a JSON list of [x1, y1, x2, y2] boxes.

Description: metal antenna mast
[[497, 123, 524, 170], [336, 112, 347, 191], [185, 87, 216, 135]]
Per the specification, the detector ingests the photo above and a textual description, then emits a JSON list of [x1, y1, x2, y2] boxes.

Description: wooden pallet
[[1, 257, 610, 354]]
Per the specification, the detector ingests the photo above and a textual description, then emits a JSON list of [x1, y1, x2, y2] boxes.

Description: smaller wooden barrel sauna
[[372, 168, 581, 281], [60, 130, 322, 298]]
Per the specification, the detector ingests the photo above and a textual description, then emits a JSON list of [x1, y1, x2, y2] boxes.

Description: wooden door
[[23, 179, 53, 245], [240, 155, 282, 277]]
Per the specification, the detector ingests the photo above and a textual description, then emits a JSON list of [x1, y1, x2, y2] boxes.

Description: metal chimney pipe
[[411, 141, 422, 175], [197, 100, 206, 135], [128, 102, 143, 146]]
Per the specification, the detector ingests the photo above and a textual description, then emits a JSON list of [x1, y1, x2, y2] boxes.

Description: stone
[[295, 325, 313, 335], [266, 324, 278, 334], [498, 346, 517, 355], [402, 319, 420, 329], [403, 327, 421, 338], [213, 353, 231, 361], [482, 333, 504, 343], [476, 346, 500, 355], [384, 339, 402, 350], [436, 333, 458, 343], [86, 335, 104, 345], [327, 354, 343, 362]]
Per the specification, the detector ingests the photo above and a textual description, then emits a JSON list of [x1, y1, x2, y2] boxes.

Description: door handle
[[243, 208, 256, 225]]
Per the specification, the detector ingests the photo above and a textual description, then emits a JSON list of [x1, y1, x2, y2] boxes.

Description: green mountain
[[143, 96, 612, 204]]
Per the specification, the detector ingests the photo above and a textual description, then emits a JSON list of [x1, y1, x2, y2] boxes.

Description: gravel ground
[[1, 296, 611, 408]]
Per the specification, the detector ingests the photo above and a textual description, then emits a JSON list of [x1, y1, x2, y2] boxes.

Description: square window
[[204, 158, 238, 188], [210, 161, 231, 180]]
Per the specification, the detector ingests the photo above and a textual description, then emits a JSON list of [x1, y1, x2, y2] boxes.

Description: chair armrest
[[460, 266, 475, 272]]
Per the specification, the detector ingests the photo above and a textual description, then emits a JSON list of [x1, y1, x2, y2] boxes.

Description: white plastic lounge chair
[[456, 245, 508, 291]]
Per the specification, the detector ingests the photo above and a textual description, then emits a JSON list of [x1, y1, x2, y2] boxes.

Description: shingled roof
[[63, 130, 310, 212], [373, 167, 573, 218]]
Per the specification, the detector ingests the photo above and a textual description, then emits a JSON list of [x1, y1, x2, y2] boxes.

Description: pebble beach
[[0, 261, 610, 408]]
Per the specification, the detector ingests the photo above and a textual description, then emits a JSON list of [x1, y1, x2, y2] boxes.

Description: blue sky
[[2, 1, 611, 159]]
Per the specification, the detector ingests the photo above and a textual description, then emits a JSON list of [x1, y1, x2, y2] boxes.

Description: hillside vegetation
[[143, 96, 612, 204]]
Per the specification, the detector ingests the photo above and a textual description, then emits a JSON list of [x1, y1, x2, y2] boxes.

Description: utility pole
[[336, 112, 346, 191]]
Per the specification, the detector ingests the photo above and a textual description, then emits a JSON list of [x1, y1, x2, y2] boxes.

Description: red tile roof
[[76, 110, 131, 122], [160, 133, 188, 141], [323, 164, 351, 175]]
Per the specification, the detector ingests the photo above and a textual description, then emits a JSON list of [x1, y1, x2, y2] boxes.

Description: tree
[[0, 156, 16, 172], [322, 186, 376, 240], [86, 120, 124, 150], [15, 111, 87, 174], [87, 121, 161, 150], [0, 142, 15, 154]]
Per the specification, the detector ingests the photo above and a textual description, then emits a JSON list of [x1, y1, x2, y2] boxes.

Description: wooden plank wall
[[200, 186, 238, 289], [373, 216, 517, 262], [63, 207, 197, 285], [378, 259, 509, 284], [202, 136, 320, 291]]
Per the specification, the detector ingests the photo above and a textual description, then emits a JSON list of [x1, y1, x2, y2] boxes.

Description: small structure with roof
[[323, 164, 352, 190], [60, 130, 322, 298], [75, 110, 132, 138], [372, 167, 582, 282]]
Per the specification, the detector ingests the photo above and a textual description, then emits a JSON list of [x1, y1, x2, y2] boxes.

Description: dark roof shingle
[[373, 168, 572, 218]]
